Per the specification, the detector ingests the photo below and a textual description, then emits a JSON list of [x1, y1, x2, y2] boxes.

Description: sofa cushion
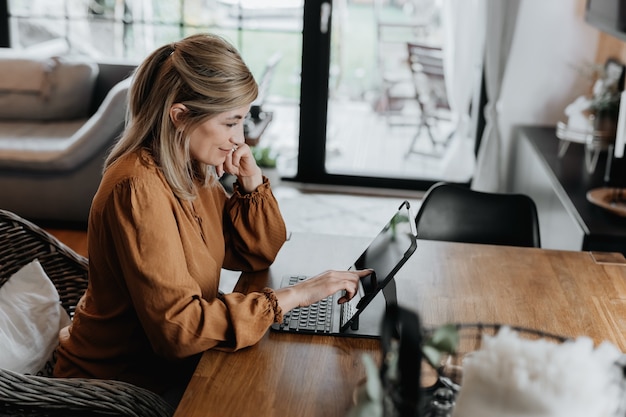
[[0, 56, 99, 121], [0, 38, 70, 59], [0, 259, 71, 375], [0, 120, 87, 151]]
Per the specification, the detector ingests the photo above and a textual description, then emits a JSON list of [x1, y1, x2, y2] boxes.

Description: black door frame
[[0, 0, 9, 47]]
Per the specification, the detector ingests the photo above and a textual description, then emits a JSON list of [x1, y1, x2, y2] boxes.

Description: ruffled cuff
[[262, 287, 283, 323], [232, 176, 271, 198]]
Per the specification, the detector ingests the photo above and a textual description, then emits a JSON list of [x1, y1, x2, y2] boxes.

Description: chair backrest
[[90, 61, 137, 115], [407, 42, 449, 110], [0, 209, 88, 316], [414, 182, 541, 248], [0, 210, 175, 417]]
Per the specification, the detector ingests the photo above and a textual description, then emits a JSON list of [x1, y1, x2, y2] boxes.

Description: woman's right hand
[[274, 269, 373, 314]]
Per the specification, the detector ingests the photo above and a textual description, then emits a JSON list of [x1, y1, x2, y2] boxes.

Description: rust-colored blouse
[[53, 150, 287, 393]]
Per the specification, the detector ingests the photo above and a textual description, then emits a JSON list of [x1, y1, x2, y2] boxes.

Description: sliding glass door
[[292, 0, 477, 191]]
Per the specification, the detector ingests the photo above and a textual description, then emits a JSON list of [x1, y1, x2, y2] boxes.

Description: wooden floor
[[46, 228, 88, 258]]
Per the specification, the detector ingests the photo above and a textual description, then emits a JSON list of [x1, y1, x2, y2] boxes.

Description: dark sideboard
[[510, 125, 626, 255]]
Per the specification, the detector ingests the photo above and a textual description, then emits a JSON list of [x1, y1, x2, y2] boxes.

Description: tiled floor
[[273, 183, 423, 239]]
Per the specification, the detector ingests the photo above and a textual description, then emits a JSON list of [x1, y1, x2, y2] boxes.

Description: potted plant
[[577, 61, 624, 133], [251, 145, 281, 186], [589, 80, 621, 133]]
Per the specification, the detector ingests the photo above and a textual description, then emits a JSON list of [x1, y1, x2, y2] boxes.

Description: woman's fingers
[[275, 269, 374, 314], [223, 149, 238, 175], [216, 163, 225, 178], [224, 144, 260, 177], [338, 268, 372, 303], [297, 269, 372, 307]]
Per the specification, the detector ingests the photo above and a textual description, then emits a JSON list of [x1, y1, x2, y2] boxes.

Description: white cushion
[[0, 56, 99, 120], [0, 260, 71, 375], [0, 39, 70, 59]]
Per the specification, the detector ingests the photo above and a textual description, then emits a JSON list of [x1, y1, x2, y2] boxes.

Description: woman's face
[[186, 105, 250, 166]]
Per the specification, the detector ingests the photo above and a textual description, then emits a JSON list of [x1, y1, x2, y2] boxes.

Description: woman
[[53, 33, 369, 403]]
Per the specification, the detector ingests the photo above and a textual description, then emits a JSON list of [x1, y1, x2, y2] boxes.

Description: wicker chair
[[0, 209, 174, 417]]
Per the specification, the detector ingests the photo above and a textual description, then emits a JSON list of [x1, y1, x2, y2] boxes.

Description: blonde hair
[[105, 33, 258, 200]]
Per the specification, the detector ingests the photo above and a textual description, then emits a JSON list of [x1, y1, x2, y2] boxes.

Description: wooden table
[[174, 233, 626, 417]]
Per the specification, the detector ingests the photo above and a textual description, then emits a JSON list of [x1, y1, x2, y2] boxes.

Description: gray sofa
[[0, 59, 136, 227]]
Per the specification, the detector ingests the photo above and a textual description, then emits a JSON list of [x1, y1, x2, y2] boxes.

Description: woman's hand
[[274, 269, 373, 313], [221, 143, 263, 192]]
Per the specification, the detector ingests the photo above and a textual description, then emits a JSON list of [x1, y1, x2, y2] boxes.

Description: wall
[[501, 0, 625, 190], [596, 32, 626, 64]]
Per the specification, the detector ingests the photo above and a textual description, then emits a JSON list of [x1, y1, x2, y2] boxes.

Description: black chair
[[414, 182, 541, 248]]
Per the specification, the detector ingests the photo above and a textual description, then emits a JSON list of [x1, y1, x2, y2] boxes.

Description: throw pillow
[[0, 259, 71, 375], [0, 55, 99, 120]]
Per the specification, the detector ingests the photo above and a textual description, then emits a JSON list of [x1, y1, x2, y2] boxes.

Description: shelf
[[513, 125, 626, 255]]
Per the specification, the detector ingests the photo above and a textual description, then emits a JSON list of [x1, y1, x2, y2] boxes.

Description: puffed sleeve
[[102, 176, 283, 359], [222, 177, 288, 271]]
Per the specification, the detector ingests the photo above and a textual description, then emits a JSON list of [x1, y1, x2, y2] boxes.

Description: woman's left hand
[[222, 144, 263, 192]]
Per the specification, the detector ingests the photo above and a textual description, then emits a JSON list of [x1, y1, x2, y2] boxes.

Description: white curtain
[[441, 0, 485, 146], [471, 0, 521, 192]]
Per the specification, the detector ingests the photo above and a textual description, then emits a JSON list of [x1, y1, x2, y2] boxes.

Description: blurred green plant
[[574, 61, 622, 118], [347, 323, 459, 417], [422, 324, 460, 369], [251, 146, 278, 168], [389, 213, 410, 241]]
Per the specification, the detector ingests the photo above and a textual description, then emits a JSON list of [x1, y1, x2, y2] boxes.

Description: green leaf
[[251, 146, 278, 168], [426, 324, 459, 354], [422, 324, 459, 368], [422, 345, 442, 369]]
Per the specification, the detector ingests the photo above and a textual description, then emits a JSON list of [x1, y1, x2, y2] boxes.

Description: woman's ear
[[169, 103, 188, 128]]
